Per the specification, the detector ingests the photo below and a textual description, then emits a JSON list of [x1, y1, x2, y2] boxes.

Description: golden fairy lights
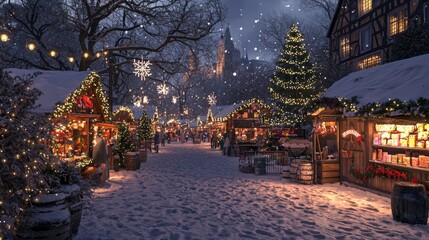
[[53, 72, 110, 120], [269, 24, 317, 125]]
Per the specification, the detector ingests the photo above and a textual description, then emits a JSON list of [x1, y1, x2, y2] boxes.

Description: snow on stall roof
[[213, 103, 244, 119], [323, 53, 429, 105], [113, 105, 156, 119], [5, 68, 91, 113]]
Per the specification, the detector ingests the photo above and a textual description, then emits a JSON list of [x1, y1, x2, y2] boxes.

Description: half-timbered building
[[328, 0, 429, 73]]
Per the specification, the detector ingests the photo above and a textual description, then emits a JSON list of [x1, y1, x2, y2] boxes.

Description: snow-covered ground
[[74, 142, 429, 240]]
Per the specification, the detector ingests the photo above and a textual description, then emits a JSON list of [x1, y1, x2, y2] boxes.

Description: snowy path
[[75, 142, 429, 240]]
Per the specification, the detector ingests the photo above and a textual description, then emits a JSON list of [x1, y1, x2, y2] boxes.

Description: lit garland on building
[[213, 98, 271, 123], [307, 96, 429, 120], [269, 24, 318, 126], [53, 72, 110, 120], [113, 106, 135, 122]]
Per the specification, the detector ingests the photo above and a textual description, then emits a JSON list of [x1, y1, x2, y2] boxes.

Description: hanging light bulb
[[49, 50, 58, 58], [68, 56, 75, 63], [26, 42, 36, 51]]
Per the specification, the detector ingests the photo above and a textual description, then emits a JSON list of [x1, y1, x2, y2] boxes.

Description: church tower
[[216, 27, 238, 80]]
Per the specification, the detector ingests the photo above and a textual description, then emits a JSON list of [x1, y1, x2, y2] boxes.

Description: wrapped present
[[403, 157, 411, 166], [418, 155, 429, 168], [391, 155, 398, 164]]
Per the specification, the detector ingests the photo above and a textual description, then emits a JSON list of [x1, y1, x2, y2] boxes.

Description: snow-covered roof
[[209, 105, 226, 116], [5, 68, 92, 113], [323, 53, 429, 105], [213, 103, 244, 119], [112, 105, 157, 120]]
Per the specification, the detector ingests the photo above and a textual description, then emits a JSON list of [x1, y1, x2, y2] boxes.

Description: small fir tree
[[269, 24, 317, 126], [137, 110, 153, 148], [115, 122, 135, 167], [0, 71, 53, 236]]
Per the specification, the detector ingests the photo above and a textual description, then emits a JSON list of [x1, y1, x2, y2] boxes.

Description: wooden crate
[[316, 160, 340, 184]]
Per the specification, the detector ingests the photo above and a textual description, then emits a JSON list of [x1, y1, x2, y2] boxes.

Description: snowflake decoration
[[172, 96, 177, 104], [133, 56, 152, 80], [208, 93, 217, 106], [157, 83, 169, 95]]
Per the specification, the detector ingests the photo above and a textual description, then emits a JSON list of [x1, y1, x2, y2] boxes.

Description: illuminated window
[[358, 54, 381, 70], [389, 9, 408, 36], [359, 0, 372, 15], [340, 36, 350, 59], [360, 26, 371, 53]]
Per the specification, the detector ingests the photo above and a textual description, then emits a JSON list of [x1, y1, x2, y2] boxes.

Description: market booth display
[[6, 69, 110, 160], [211, 99, 272, 155], [310, 107, 342, 184], [320, 53, 429, 194]]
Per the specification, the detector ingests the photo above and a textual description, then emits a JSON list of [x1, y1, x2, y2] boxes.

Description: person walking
[[161, 131, 165, 147], [154, 131, 160, 153]]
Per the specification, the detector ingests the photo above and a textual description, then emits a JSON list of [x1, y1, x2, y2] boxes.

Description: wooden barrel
[[297, 162, 313, 185], [56, 184, 83, 236], [282, 166, 291, 178], [139, 149, 147, 162], [290, 160, 306, 181], [391, 182, 428, 224], [14, 193, 71, 240], [124, 152, 141, 170]]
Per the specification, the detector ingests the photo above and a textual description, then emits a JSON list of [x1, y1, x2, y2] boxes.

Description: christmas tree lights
[[113, 106, 135, 123], [114, 122, 135, 167], [137, 110, 153, 145], [0, 71, 57, 236], [269, 24, 318, 126]]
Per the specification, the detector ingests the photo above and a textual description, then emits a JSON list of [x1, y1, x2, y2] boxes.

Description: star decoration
[[157, 83, 169, 95], [172, 96, 177, 104], [133, 56, 152, 80], [208, 93, 217, 106]]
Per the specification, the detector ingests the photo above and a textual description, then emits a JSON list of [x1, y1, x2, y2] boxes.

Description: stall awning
[[323, 53, 429, 105]]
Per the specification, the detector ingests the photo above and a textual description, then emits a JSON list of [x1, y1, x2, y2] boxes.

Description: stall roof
[[209, 105, 227, 116], [113, 105, 157, 120], [5, 68, 92, 113], [213, 103, 244, 119], [323, 53, 429, 105]]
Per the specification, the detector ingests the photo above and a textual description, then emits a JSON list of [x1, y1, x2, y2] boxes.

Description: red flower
[[400, 173, 406, 180], [380, 166, 385, 175], [411, 178, 419, 183], [366, 165, 373, 172]]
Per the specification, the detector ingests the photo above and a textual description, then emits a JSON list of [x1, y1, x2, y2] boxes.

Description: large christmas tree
[[269, 24, 317, 126]]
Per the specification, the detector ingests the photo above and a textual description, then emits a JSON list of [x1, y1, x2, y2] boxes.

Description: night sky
[[221, 0, 302, 61]]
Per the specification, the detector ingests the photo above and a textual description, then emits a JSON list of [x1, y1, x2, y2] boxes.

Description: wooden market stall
[[321, 53, 429, 194], [311, 108, 342, 184], [7, 69, 110, 161], [212, 99, 271, 155]]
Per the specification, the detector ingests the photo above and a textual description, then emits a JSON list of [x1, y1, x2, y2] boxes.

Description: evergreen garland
[[115, 122, 135, 167], [269, 24, 318, 126]]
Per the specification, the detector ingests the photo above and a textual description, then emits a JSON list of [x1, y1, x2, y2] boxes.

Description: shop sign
[[342, 129, 362, 143]]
